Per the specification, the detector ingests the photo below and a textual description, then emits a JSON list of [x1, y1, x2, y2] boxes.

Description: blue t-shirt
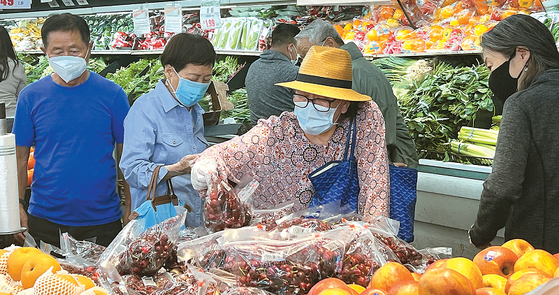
[[13, 72, 130, 226]]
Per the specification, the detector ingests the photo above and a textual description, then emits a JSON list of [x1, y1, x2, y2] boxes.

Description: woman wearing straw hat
[[191, 46, 389, 220]]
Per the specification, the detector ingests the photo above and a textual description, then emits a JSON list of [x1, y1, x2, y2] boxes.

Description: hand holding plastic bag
[[191, 158, 219, 190]]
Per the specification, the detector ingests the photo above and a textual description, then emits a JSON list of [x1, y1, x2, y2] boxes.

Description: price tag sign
[[61, 0, 74, 6], [165, 4, 183, 33], [133, 7, 151, 35], [200, 0, 222, 30], [0, 0, 31, 9]]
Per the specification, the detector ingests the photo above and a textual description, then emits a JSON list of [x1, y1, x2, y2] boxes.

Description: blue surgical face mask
[[169, 67, 210, 107], [293, 101, 338, 135]]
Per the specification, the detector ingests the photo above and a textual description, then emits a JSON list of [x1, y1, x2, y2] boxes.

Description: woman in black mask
[[469, 14, 559, 253]]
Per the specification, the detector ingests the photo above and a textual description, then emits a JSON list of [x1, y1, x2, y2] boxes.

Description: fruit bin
[[412, 159, 505, 259]]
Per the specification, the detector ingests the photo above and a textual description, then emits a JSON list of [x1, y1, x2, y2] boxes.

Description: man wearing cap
[[295, 19, 418, 168], [191, 46, 389, 220]]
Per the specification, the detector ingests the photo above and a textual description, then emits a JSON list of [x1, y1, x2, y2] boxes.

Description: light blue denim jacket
[[120, 80, 208, 227]]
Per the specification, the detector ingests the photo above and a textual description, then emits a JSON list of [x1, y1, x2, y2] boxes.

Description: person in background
[[468, 14, 559, 253], [296, 19, 418, 168], [246, 23, 300, 125], [13, 13, 130, 247], [192, 46, 390, 220], [120, 33, 216, 227], [0, 25, 26, 120]]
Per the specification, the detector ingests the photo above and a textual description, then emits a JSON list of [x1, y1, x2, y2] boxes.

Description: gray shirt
[[470, 69, 559, 253], [246, 50, 299, 125], [0, 59, 26, 117]]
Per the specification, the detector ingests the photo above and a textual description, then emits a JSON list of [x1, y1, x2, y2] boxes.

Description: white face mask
[[48, 50, 89, 83], [289, 45, 301, 66]]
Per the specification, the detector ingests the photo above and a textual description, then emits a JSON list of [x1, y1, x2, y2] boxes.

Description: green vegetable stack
[[374, 57, 495, 164]]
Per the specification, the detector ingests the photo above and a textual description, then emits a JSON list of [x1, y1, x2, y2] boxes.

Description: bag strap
[[147, 166, 179, 211], [343, 116, 358, 161]]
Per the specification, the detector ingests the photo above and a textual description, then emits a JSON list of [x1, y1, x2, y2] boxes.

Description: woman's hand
[[163, 154, 198, 180], [191, 158, 219, 190]]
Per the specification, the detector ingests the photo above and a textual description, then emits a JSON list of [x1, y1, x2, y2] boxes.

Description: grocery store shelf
[[364, 50, 482, 59], [18, 49, 263, 56], [0, 0, 296, 19], [19, 49, 481, 58]]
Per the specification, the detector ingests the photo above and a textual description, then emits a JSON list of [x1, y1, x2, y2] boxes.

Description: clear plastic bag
[[97, 211, 186, 294], [110, 265, 219, 295], [59, 233, 106, 266], [204, 179, 256, 233], [335, 224, 388, 287], [221, 287, 275, 295], [176, 231, 225, 270], [250, 201, 296, 231], [216, 229, 352, 295]]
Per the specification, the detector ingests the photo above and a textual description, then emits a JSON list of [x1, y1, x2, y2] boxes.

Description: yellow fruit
[[57, 273, 79, 286], [21, 253, 62, 289], [74, 274, 96, 289], [7, 247, 42, 281], [347, 284, 366, 293]]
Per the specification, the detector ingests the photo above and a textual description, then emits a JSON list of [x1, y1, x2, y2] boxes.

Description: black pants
[[28, 214, 122, 248]]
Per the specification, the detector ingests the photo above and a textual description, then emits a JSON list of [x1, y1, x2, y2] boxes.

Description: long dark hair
[[0, 25, 19, 82], [481, 14, 559, 90]]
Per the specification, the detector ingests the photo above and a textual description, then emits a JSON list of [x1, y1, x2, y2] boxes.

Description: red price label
[[0, 0, 15, 6], [204, 19, 216, 28]]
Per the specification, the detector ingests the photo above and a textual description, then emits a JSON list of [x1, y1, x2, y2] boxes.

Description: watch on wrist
[[19, 198, 28, 207]]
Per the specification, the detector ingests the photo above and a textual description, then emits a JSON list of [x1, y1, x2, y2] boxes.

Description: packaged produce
[[113, 265, 219, 295], [203, 178, 255, 233], [215, 229, 351, 294], [226, 18, 246, 50], [97, 211, 186, 293], [335, 224, 388, 287], [59, 233, 106, 266]]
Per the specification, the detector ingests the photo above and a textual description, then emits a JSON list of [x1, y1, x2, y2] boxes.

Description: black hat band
[[296, 73, 352, 89]]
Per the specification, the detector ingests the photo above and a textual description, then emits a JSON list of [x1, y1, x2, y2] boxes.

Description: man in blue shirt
[[14, 13, 130, 247]]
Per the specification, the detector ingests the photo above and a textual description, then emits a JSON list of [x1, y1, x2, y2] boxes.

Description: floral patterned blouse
[[195, 100, 390, 220]]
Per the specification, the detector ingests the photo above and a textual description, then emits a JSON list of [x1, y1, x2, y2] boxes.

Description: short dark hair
[[271, 24, 300, 46], [481, 14, 559, 90], [41, 13, 90, 47], [160, 33, 216, 71]]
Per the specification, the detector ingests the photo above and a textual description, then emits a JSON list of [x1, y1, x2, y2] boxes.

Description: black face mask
[[488, 59, 520, 103]]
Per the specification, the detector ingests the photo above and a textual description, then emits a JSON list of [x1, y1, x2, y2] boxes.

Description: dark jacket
[[246, 50, 299, 125], [341, 42, 418, 168], [470, 69, 559, 253]]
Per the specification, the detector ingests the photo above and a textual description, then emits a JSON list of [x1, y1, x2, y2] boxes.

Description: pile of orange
[[309, 239, 558, 295], [1, 246, 107, 294]]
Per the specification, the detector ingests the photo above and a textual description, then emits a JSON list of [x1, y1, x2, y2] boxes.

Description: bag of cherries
[[203, 179, 258, 233], [214, 228, 353, 295], [97, 210, 187, 294]]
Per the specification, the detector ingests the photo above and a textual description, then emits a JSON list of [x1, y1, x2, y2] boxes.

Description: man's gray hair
[[295, 19, 344, 46]]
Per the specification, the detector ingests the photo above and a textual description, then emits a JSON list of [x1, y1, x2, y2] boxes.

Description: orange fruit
[[21, 253, 62, 289], [27, 152, 35, 170], [74, 274, 96, 289], [7, 247, 42, 281], [57, 273, 79, 286], [27, 169, 33, 187], [347, 284, 366, 293]]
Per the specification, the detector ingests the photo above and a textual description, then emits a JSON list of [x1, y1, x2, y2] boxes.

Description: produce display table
[[413, 159, 504, 259]]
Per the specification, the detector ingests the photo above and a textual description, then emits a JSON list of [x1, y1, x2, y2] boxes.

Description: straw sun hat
[[277, 46, 371, 102]]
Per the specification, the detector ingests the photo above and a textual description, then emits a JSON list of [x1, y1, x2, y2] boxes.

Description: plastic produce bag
[[221, 287, 275, 295], [176, 231, 225, 270], [97, 210, 186, 294], [111, 265, 219, 295], [204, 179, 256, 233], [250, 201, 296, 231], [59, 233, 106, 266], [226, 18, 245, 50], [215, 229, 352, 295]]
